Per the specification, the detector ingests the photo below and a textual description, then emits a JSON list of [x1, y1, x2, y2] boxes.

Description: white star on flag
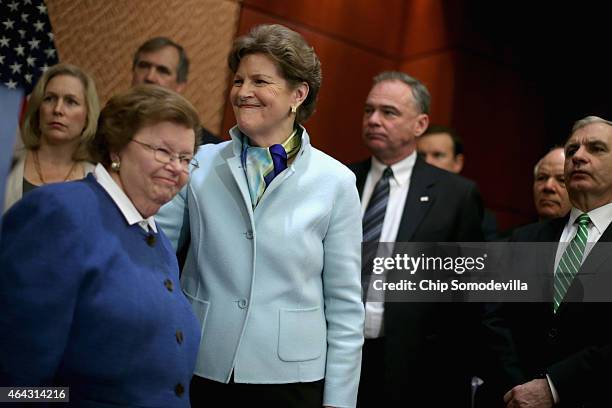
[[0, 36, 9, 47], [3, 19, 15, 30], [9, 62, 22, 73], [5, 79, 17, 89], [28, 38, 40, 49]]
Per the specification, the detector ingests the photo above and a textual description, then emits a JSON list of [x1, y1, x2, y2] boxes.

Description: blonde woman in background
[[4, 63, 99, 211]]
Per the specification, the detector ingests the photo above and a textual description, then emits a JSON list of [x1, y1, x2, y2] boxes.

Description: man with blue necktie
[[484, 116, 612, 408]]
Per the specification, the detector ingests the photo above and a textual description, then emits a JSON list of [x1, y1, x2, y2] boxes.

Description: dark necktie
[[361, 167, 393, 300], [363, 167, 393, 242], [264, 144, 288, 186]]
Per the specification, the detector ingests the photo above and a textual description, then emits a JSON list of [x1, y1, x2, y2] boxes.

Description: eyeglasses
[[130, 139, 198, 173]]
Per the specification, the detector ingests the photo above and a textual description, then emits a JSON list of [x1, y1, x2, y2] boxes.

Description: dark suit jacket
[[482, 216, 612, 407], [350, 156, 484, 406], [199, 126, 222, 145]]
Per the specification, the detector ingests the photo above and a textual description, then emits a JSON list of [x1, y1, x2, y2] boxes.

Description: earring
[[111, 160, 121, 172], [290, 105, 297, 114]]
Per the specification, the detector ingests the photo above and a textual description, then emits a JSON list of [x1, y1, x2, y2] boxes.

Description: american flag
[[0, 0, 59, 94]]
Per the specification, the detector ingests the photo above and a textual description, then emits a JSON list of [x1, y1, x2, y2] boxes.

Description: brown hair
[[21, 63, 100, 161], [90, 85, 201, 167], [228, 24, 322, 124], [133, 36, 189, 83]]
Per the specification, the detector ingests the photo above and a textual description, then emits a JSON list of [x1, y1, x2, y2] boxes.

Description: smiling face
[[533, 148, 570, 219], [111, 121, 195, 217], [230, 53, 307, 146], [38, 74, 88, 146], [564, 122, 612, 212], [362, 80, 429, 165]]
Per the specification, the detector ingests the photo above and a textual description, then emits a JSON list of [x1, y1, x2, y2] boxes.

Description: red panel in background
[[400, 0, 455, 58], [399, 51, 457, 125], [242, 0, 405, 58]]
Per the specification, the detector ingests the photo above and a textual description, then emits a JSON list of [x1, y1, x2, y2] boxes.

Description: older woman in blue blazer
[[0, 85, 202, 407], [157, 24, 364, 407]]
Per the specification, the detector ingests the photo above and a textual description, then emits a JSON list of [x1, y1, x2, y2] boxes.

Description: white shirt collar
[[93, 163, 157, 233], [371, 151, 417, 187], [568, 202, 612, 236]]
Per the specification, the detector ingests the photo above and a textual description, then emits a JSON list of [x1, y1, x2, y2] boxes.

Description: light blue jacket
[[157, 126, 364, 407]]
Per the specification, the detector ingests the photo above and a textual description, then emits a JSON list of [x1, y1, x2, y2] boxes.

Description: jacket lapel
[[351, 159, 371, 199], [396, 156, 434, 242]]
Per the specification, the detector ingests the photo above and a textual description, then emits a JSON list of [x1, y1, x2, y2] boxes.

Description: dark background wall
[[222, 0, 611, 231]]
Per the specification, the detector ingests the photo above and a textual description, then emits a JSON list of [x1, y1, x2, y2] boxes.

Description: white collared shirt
[[362, 152, 416, 338], [93, 164, 157, 233], [554, 203, 612, 270]]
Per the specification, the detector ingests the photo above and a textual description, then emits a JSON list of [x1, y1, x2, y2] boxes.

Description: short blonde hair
[[90, 85, 201, 167], [21, 63, 100, 161]]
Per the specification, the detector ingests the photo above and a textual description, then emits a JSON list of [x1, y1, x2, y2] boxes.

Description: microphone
[[146, 233, 156, 247]]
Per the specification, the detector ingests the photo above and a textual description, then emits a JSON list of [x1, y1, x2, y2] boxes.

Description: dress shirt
[[362, 152, 416, 338], [93, 164, 157, 233], [554, 203, 612, 270]]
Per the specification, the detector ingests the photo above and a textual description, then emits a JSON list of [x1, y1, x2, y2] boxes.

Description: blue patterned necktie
[[363, 167, 393, 242], [553, 213, 591, 313], [265, 144, 288, 186], [361, 167, 393, 300], [241, 130, 301, 208]]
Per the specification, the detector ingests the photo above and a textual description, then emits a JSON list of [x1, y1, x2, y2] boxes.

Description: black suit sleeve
[[453, 180, 485, 242]]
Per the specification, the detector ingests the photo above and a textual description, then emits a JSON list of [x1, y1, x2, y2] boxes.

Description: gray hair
[[572, 115, 612, 133], [373, 71, 431, 114]]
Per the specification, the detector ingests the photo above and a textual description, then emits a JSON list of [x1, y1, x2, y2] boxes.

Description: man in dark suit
[[418, 124, 499, 240], [132, 37, 220, 145], [351, 71, 484, 406], [484, 116, 612, 408]]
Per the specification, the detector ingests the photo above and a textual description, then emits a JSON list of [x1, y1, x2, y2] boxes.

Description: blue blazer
[[0, 176, 200, 407], [157, 127, 365, 407]]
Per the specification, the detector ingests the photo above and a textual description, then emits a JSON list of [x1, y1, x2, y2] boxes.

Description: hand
[[503, 379, 554, 407]]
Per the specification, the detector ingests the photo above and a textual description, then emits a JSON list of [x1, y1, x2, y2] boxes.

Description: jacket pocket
[[184, 291, 210, 336], [278, 307, 325, 361]]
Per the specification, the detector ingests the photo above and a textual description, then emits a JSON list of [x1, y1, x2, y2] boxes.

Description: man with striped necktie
[[350, 71, 484, 407], [483, 116, 612, 408]]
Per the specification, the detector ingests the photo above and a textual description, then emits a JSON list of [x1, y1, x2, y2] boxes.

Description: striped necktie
[[553, 213, 590, 313], [362, 167, 393, 242], [361, 167, 393, 300]]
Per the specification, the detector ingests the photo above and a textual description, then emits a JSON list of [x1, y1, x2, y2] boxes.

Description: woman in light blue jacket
[[157, 24, 364, 408]]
